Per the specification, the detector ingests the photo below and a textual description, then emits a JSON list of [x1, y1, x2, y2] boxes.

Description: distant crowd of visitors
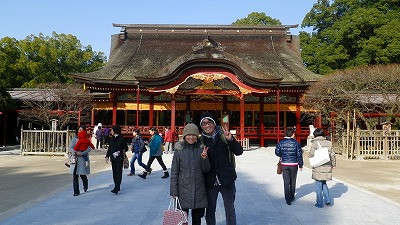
[[67, 112, 336, 224]]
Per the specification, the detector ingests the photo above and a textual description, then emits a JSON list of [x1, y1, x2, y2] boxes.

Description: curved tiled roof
[[72, 24, 321, 88]]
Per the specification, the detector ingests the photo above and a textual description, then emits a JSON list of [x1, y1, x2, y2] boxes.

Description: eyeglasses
[[201, 121, 214, 127]]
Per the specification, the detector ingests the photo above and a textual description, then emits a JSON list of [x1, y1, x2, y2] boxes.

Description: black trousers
[[183, 208, 205, 225], [111, 159, 123, 191], [206, 183, 236, 225], [145, 156, 167, 172], [73, 163, 88, 195], [282, 166, 298, 203]]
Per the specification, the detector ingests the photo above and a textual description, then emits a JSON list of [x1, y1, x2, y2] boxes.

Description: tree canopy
[[232, 12, 282, 26], [300, 0, 400, 74], [0, 32, 106, 88]]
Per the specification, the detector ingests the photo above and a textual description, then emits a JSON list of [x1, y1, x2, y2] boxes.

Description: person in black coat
[[105, 125, 128, 194], [199, 112, 243, 225]]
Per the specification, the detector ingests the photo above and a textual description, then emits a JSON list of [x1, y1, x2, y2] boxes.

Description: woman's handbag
[[162, 197, 188, 225], [309, 141, 331, 167], [123, 154, 129, 169], [277, 160, 282, 175]]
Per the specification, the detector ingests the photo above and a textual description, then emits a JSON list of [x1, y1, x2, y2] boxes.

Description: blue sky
[[1, 0, 317, 59]]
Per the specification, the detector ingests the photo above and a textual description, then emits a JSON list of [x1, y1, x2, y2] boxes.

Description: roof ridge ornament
[[192, 36, 226, 51]]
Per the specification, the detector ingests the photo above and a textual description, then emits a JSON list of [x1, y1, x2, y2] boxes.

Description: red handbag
[[162, 197, 188, 225]]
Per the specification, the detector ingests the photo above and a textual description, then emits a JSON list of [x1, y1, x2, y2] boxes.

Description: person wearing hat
[[199, 112, 243, 225], [170, 123, 210, 225], [105, 125, 128, 194]]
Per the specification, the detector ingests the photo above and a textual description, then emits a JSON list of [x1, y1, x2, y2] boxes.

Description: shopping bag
[[309, 141, 331, 167], [69, 163, 76, 174], [162, 197, 188, 225], [123, 154, 129, 169]]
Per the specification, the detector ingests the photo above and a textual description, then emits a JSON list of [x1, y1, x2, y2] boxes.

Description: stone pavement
[[1, 147, 400, 225]]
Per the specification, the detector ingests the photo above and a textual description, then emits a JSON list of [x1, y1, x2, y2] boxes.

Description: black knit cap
[[199, 112, 217, 126]]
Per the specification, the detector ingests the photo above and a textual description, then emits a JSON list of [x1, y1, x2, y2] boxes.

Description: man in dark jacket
[[275, 127, 303, 205], [105, 125, 128, 194], [199, 112, 243, 225]]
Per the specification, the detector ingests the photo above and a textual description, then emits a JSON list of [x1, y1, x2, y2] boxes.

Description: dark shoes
[[73, 193, 80, 196], [315, 203, 323, 208], [148, 168, 152, 175], [139, 170, 168, 179], [111, 189, 118, 195], [161, 171, 169, 179], [65, 163, 70, 168], [138, 172, 147, 179], [84, 188, 88, 192], [127, 173, 135, 176], [326, 202, 331, 206]]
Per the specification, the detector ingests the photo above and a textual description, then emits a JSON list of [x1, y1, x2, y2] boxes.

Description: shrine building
[[72, 24, 322, 146]]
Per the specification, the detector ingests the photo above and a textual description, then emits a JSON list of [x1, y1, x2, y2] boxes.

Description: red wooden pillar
[[112, 100, 117, 126], [171, 94, 176, 133], [149, 96, 154, 127], [259, 97, 265, 147], [136, 85, 140, 128], [91, 109, 95, 126], [276, 89, 280, 141], [296, 96, 301, 142], [240, 95, 245, 140]]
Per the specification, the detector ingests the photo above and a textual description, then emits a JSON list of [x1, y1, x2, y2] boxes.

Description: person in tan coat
[[309, 128, 336, 208]]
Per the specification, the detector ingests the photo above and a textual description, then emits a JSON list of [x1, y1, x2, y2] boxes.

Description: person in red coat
[[163, 126, 175, 154]]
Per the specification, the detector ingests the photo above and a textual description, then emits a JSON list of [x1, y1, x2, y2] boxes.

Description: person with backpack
[[199, 112, 243, 225], [127, 129, 148, 176]]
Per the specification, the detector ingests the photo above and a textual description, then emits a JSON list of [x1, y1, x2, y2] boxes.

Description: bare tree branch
[[18, 83, 92, 129]]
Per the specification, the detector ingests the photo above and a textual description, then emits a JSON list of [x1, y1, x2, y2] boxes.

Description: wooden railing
[[338, 129, 400, 160], [232, 126, 310, 139], [20, 129, 75, 156]]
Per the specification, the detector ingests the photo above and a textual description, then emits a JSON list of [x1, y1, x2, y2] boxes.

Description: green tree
[[0, 37, 26, 89], [232, 12, 282, 26], [0, 85, 15, 112], [0, 32, 106, 88], [300, 0, 400, 74]]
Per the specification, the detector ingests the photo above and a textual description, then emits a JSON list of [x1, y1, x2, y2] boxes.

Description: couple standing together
[[170, 112, 244, 225], [275, 127, 336, 208]]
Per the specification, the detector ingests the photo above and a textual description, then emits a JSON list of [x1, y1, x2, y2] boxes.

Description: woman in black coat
[[170, 123, 210, 225], [105, 125, 128, 194]]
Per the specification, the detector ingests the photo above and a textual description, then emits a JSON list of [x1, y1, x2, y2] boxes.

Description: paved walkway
[[1, 147, 399, 225]]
